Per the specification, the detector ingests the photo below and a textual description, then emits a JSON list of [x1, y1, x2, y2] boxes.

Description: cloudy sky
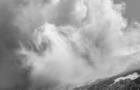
[[115, 0, 140, 22], [0, 0, 140, 90]]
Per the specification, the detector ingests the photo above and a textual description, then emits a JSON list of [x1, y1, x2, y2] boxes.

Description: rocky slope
[[74, 70, 140, 90]]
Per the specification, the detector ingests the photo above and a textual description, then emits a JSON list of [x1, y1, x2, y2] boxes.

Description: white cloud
[[16, 0, 140, 89], [114, 72, 140, 83]]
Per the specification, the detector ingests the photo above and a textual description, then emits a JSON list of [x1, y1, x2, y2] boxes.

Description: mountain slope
[[74, 70, 140, 90]]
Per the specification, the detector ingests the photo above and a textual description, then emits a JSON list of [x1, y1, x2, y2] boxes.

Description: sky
[[115, 0, 140, 22]]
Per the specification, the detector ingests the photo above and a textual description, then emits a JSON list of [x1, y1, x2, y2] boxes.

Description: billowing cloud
[[15, 0, 140, 89], [0, 0, 140, 90]]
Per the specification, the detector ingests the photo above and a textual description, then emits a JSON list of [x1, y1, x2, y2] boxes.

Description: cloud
[[16, 0, 140, 89], [0, 0, 140, 89], [0, 0, 30, 89], [114, 72, 140, 83]]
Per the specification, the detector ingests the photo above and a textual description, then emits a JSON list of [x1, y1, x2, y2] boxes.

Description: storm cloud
[[0, 0, 140, 90]]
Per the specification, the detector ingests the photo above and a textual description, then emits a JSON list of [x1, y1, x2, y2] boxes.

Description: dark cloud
[[0, 0, 30, 89]]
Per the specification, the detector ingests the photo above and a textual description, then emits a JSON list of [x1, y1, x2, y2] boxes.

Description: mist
[[0, 0, 140, 90]]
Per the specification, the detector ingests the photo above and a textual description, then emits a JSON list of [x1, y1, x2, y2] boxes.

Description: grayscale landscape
[[0, 0, 140, 90]]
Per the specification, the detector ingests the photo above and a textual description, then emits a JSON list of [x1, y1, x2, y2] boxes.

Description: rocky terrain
[[74, 70, 140, 90]]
